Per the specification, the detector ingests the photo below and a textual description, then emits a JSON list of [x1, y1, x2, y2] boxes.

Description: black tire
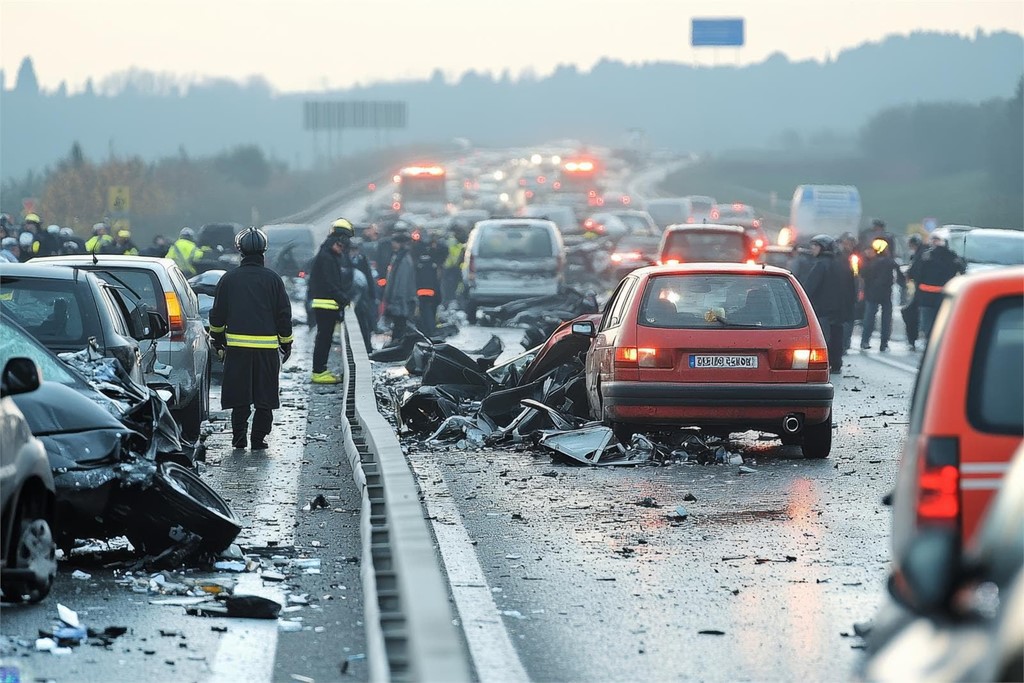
[[780, 434, 801, 446], [611, 422, 636, 443], [120, 463, 241, 555], [2, 495, 56, 604], [802, 414, 833, 459], [173, 379, 204, 443]]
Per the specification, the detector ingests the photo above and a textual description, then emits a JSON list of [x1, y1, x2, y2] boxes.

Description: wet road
[[393, 325, 920, 682]]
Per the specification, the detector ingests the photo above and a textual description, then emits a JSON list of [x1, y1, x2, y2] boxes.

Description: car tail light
[[611, 251, 641, 263], [368, 182, 376, 191], [711, 209, 720, 220], [770, 348, 828, 370], [664, 258, 680, 266], [165, 291, 185, 341], [519, 178, 527, 186], [916, 437, 960, 526], [615, 347, 672, 368], [753, 219, 761, 229], [537, 176, 546, 184], [526, 190, 534, 199], [754, 238, 764, 249], [686, 217, 695, 223], [622, 196, 631, 205], [392, 201, 401, 211], [552, 181, 562, 190]]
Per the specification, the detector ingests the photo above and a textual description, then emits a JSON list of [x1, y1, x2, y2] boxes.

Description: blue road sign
[[691, 18, 745, 47]]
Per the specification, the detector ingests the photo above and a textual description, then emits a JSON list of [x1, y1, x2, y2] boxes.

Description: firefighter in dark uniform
[[208, 227, 293, 450], [414, 230, 444, 333], [308, 218, 355, 384]]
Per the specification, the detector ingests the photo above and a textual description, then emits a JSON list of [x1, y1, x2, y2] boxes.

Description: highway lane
[[390, 325, 918, 682]]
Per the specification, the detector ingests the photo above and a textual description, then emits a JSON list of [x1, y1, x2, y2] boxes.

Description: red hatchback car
[[578, 263, 835, 457]]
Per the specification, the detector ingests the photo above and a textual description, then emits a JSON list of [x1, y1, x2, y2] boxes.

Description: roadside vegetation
[[663, 79, 1024, 233], [1, 143, 441, 244]]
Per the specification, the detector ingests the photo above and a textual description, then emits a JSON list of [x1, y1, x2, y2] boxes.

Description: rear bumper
[[603, 381, 833, 427], [468, 282, 560, 304]]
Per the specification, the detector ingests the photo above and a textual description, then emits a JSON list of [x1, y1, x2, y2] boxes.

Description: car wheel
[[2, 496, 57, 603], [173, 382, 204, 443], [801, 414, 832, 459], [118, 463, 241, 555], [780, 434, 801, 446]]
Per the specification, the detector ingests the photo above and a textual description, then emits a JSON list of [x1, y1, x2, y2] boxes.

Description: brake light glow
[[400, 165, 444, 176], [588, 190, 597, 198], [916, 437, 961, 526], [610, 251, 642, 263], [745, 259, 757, 265], [552, 181, 562, 190], [563, 160, 595, 172], [770, 348, 828, 370], [754, 238, 764, 249], [778, 227, 794, 246], [686, 217, 695, 223], [622, 196, 631, 205], [615, 347, 672, 368], [537, 176, 547, 184], [392, 201, 401, 211], [165, 291, 184, 341], [368, 183, 376, 191], [711, 209, 720, 220]]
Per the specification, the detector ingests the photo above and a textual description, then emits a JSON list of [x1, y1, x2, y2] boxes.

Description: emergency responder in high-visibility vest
[[208, 227, 293, 450], [167, 227, 204, 277], [112, 229, 139, 255], [85, 222, 115, 254], [307, 218, 355, 384], [442, 224, 468, 305]]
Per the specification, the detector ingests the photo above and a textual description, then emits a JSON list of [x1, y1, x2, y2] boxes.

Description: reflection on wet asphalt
[[403, 326, 915, 682]]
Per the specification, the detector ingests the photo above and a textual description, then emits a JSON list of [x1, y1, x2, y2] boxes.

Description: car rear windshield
[[0, 277, 94, 346], [967, 296, 1023, 434], [662, 230, 747, 263], [85, 267, 163, 314], [689, 198, 714, 213], [617, 213, 656, 236], [477, 225, 554, 259], [638, 274, 807, 329]]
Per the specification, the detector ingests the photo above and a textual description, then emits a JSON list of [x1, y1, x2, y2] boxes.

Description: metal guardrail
[[341, 316, 471, 682], [270, 172, 387, 225]]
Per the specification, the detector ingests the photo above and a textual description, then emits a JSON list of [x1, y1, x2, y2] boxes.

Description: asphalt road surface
[[390, 325, 920, 683]]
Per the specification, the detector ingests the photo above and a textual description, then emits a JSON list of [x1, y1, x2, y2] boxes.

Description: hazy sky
[[2, 0, 1021, 93]]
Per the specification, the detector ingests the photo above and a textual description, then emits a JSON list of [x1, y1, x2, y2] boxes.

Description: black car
[[0, 262, 162, 387], [197, 222, 243, 270]]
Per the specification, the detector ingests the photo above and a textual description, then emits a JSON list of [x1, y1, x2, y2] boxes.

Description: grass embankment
[[661, 157, 1022, 234]]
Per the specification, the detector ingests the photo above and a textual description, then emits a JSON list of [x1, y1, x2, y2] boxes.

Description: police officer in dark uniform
[[208, 227, 293, 450], [308, 219, 355, 384]]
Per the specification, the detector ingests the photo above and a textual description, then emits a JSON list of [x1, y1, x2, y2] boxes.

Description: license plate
[[689, 355, 758, 369]]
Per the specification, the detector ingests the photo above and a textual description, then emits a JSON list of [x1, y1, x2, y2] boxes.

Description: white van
[[789, 185, 862, 243], [461, 219, 565, 321]]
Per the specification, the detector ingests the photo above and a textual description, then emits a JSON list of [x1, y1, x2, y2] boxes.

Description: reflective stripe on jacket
[[225, 333, 279, 349], [311, 298, 340, 310]]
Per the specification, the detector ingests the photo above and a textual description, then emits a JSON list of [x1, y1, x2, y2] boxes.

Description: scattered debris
[[698, 629, 726, 636], [71, 569, 92, 580]]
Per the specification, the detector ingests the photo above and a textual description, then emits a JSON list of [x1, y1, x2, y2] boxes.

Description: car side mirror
[[1, 357, 41, 397], [888, 529, 961, 615], [571, 320, 595, 337], [147, 310, 170, 340]]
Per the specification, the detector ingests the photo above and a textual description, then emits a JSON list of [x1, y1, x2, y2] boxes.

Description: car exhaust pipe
[[782, 414, 803, 435]]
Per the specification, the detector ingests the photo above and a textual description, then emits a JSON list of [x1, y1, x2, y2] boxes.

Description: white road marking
[[209, 573, 287, 683], [414, 457, 531, 683]]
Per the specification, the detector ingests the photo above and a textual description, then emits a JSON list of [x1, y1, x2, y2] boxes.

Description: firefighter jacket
[[85, 234, 114, 254], [414, 244, 442, 298], [308, 241, 353, 311], [209, 254, 293, 350], [908, 245, 965, 307]]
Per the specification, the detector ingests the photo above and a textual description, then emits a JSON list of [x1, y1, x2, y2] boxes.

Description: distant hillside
[[1, 30, 1021, 183]]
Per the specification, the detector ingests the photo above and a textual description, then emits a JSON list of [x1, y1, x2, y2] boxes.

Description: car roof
[[476, 218, 555, 228], [0, 261, 91, 281], [630, 262, 792, 278], [944, 265, 1024, 298], [663, 223, 746, 234], [962, 228, 1024, 239], [33, 255, 177, 270]]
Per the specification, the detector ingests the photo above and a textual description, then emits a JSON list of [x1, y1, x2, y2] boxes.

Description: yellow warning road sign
[[108, 186, 131, 213]]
